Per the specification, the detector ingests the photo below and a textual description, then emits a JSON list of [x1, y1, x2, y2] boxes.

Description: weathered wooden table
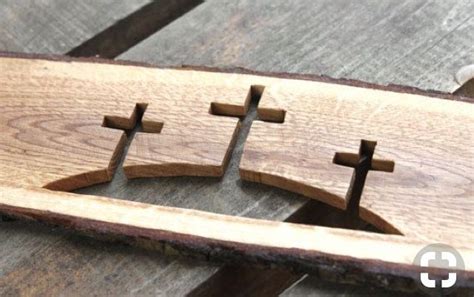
[[0, 1, 472, 296]]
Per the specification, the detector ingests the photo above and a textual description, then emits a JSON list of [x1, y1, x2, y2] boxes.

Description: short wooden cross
[[333, 140, 395, 216]]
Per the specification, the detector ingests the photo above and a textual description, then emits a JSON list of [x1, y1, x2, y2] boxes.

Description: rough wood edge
[[1, 52, 473, 293], [0, 185, 473, 292], [0, 51, 472, 104]]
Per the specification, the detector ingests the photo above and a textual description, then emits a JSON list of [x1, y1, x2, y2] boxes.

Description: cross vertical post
[[333, 140, 394, 216]]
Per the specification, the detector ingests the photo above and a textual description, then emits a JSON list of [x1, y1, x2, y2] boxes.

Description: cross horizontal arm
[[333, 152, 394, 172]]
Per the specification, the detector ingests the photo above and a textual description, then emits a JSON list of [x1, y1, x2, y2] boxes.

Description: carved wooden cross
[[333, 140, 395, 216]]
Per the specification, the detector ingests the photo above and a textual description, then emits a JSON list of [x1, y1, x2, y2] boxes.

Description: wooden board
[[1, 1, 473, 295], [121, 0, 474, 93], [241, 79, 474, 246], [1, 185, 473, 290], [0, 0, 203, 58], [281, 275, 422, 297], [0, 0, 152, 54], [118, 1, 474, 294], [0, 55, 246, 191], [0, 54, 473, 291]]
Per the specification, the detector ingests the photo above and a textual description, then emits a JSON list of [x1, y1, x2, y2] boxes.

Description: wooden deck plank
[[0, 0, 204, 58], [0, 0, 153, 54], [121, 0, 473, 92], [281, 275, 420, 297]]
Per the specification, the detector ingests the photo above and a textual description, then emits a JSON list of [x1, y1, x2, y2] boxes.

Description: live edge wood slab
[[0, 53, 473, 290]]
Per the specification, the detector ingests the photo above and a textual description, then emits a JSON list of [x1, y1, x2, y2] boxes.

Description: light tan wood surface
[[0, 56, 249, 190], [1, 1, 472, 295], [0, 54, 473, 289], [0, 185, 473, 287], [242, 80, 474, 246]]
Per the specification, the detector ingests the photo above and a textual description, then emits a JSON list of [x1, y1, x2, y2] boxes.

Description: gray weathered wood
[[0, 0, 152, 54], [122, 0, 474, 92], [1, 0, 473, 296], [281, 275, 420, 297]]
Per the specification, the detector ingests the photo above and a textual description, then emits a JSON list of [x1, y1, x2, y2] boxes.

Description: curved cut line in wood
[[124, 121, 240, 179], [359, 206, 403, 236], [239, 167, 403, 236], [240, 168, 347, 210], [241, 81, 473, 247], [124, 163, 224, 179], [121, 82, 256, 180], [40, 82, 253, 184], [0, 55, 251, 190], [455, 64, 474, 86], [239, 123, 402, 235], [43, 133, 127, 192], [120, 86, 253, 181], [106, 96, 249, 180], [1, 53, 473, 289]]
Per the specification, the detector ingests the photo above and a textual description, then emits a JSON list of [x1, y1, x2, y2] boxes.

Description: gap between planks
[[67, 0, 204, 58]]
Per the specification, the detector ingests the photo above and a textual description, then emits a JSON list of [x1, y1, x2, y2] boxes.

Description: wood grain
[[0, 0, 204, 59], [1, 185, 473, 290], [0, 0, 153, 54], [0, 55, 473, 293], [188, 200, 375, 297], [0, 59, 307, 296], [1, 1, 473, 295], [241, 79, 474, 246], [281, 275, 422, 297], [118, 1, 474, 294], [121, 0, 474, 93], [0, 55, 249, 190], [66, 0, 204, 58]]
